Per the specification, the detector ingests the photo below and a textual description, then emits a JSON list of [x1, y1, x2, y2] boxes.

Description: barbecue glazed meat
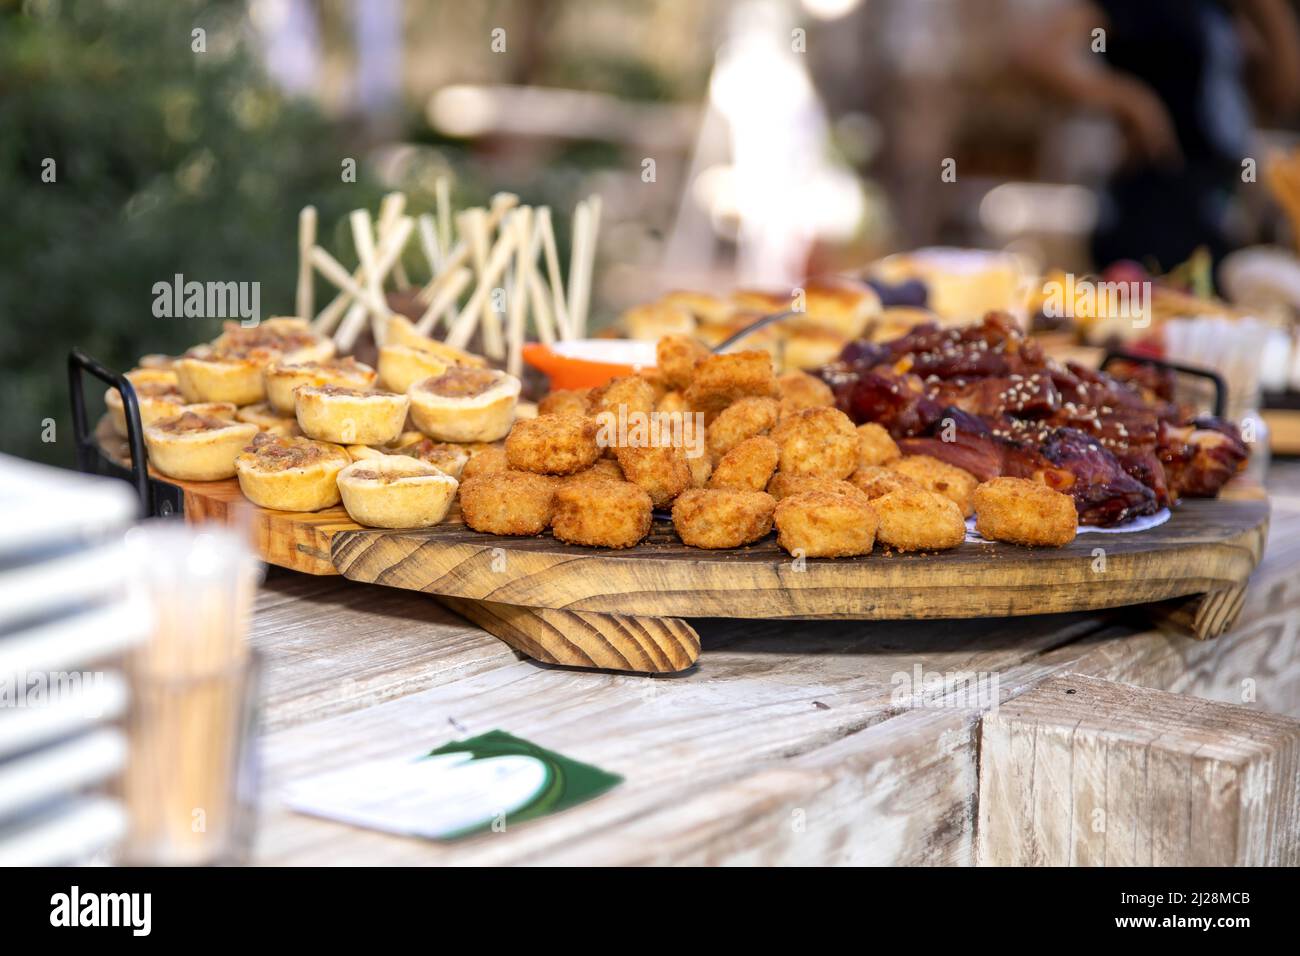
[[820, 313, 1247, 525]]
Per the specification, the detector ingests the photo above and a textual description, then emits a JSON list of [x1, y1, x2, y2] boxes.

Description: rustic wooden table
[[249, 462, 1300, 865]]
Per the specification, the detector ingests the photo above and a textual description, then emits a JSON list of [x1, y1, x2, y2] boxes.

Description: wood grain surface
[[977, 673, 1300, 865]]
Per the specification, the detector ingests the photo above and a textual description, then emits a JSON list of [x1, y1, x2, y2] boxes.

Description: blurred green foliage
[[0, 0, 382, 465]]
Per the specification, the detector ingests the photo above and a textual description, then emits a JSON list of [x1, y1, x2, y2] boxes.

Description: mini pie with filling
[[294, 384, 409, 446], [336, 456, 459, 529], [176, 319, 335, 406], [264, 356, 376, 415], [105, 368, 185, 438], [144, 411, 259, 481], [235, 402, 302, 437], [408, 367, 520, 443], [376, 344, 449, 395], [234, 433, 350, 512]]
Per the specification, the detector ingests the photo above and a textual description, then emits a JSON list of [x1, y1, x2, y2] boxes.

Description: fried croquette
[[872, 488, 966, 552], [458, 471, 556, 536], [776, 369, 835, 417], [615, 442, 692, 507], [538, 388, 591, 418], [774, 491, 879, 558], [687, 450, 712, 488], [561, 459, 626, 487], [771, 407, 858, 478], [460, 445, 510, 481], [589, 375, 655, 421], [705, 396, 779, 463], [682, 350, 777, 414], [656, 334, 711, 389], [657, 390, 691, 416], [768, 473, 871, 504], [505, 415, 601, 475], [890, 454, 978, 517], [973, 477, 1077, 547], [709, 436, 779, 492], [551, 481, 653, 549], [856, 423, 901, 468], [637, 367, 670, 403], [849, 465, 923, 499], [672, 488, 775, 549]]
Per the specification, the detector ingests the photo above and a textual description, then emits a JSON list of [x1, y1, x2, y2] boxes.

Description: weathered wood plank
[[977, 673, 1300, 865]]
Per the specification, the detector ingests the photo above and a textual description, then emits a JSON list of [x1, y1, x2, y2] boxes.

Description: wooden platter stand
[[111, 416, 1269, 675]]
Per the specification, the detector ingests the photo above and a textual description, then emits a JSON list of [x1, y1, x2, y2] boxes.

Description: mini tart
[[336, 457, 458, 529], [234, 433, 349, 512], [179, 320, 335, 405], [212, 317, 336, 365], [235, 402, 301, 437], [295, 385, 409, 445], [175, 349, 270, 406], [106, 369, 184, 438], [144, 412, 259, 481], [409, 368, 520, 443], [385, 315, 487, 367], [183, 401, 238, 420], [376, 344, 449, 394], [264, 356, 376, 415]]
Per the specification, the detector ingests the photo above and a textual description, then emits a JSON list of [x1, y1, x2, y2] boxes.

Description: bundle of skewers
[[297, 181, 602, 376]]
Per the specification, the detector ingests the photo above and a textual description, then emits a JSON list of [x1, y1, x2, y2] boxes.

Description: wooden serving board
[[98, 419, 1270, 673]]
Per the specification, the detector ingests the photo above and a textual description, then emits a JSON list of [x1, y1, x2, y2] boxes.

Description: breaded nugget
[[656, 334, 711, 389], [460, 445, 509, 481], [657, 390, 690, 415], [589, 375, 655, 420], [562, 459, 626, 487], [705, 396, 779, 463], [771, 407, 858, 478], [776, 370, 835, 417], [615, 442, 691, 507], [709, 436, 779, 492], [849, 465, 922, 499], [873, 488, 965, 552], [774, 491, 879, 557], [637, 367, 670, 403], [890, 454, 977, 517], [551, 480, 653, 549], [683, 350, 777, 414], [538, 388, 591, 418], [768, 473, 871, 504], [973, 477, 1077, 547], [505, 415, 601, 475], [856, 423, 901, 468], [687, 450, 712, 488], [672, 488, 776, 549], [459, 471, 556, 536]]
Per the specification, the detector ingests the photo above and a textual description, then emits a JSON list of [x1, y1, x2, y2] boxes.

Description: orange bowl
[[523, 340, 658, 391]]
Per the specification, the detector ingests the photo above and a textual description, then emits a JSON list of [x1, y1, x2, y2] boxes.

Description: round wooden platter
[[97, 419, 1270, 673]]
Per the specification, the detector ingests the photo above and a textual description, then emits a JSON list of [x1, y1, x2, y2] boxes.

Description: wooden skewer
[[567, 200, 588, 339], [436, 177, 453, 259], [416, 213, 440, 276], [444, 213, 521, 349], [296, 206, 316, 320], [310, 246, 390, 316], [536, 207, 572, 340], [334, 215, 412, 351], [413, 264, 470, 334], [416, 193, 519, 305], [377, 193, 411, 291], [461, 208, 504, 360], [506, 206, 534, 377], [415, 267, 472, 335], [521, 211, 556, 345], [579, 194, 602, 336], [350, 210, 386, 346]]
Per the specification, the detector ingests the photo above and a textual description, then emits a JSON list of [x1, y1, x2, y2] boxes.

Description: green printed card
[[283, 730, 623, 840]]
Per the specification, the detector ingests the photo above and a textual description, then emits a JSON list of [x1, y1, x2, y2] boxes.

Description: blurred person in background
[[1017, 0, 1300, 271]]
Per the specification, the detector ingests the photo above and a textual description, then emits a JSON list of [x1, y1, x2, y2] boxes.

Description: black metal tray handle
[[65, 348, 161, 515], [1101, 351, 1227, 419]]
